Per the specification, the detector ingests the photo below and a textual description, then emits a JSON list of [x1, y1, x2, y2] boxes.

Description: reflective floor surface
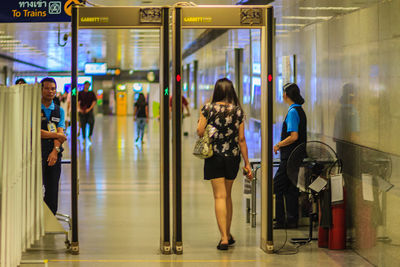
[[23, 115, 372, 267]]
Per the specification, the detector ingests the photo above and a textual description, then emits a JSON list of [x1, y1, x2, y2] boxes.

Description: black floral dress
[[201, 103, 244, 157]]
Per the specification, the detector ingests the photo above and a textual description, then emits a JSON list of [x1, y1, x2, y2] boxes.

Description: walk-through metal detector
[[71, 5, 171, 254], [172, 5, 274, 254]]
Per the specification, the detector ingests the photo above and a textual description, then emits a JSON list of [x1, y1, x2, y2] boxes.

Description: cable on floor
[[273, 198, 308, 255]]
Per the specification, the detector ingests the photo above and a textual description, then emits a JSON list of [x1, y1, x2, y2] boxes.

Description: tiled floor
[[23, 115, 372, 266]]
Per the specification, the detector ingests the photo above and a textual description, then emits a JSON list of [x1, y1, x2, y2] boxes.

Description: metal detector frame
[[71, 5, 171, 254], [171, 5, 274, 254]]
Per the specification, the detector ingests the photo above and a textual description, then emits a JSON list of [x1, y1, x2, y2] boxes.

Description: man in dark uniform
[[78, 81, 97, 143], [40, 77, 67, 215]]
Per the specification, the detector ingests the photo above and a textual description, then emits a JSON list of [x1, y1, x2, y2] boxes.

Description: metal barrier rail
[[0, 84, 44, 267], [245, 159, 279, 227]]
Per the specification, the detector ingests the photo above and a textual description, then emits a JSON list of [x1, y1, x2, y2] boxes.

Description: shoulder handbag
[[193, 106, 217, 159]]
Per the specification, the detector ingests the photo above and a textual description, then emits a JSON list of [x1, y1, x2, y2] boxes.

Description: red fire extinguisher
[[328, 189, 346, 250]]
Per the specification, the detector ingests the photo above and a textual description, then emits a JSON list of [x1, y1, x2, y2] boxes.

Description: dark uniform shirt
[[280, 104, 307, 160], [41, 101, 65, 158]]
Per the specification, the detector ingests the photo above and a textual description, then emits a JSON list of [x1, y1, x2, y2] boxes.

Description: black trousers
[[79, 111, 95, 139], [42, 158, 62, 215], [274, 159, 299, 224]]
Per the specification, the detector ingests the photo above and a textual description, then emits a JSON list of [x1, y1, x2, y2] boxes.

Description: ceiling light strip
[[299, 7, 359, 11], [282, 16, 332, 20], [276, 23, 306, 27]]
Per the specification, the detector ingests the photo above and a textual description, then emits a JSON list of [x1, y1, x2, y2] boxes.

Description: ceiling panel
[[273, 0, 379, 35]]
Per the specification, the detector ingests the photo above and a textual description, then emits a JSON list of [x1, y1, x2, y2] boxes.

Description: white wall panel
[[276, 2, 400, 265]]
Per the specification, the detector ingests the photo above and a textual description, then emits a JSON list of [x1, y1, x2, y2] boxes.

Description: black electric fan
[[286, 141, 341, 244]]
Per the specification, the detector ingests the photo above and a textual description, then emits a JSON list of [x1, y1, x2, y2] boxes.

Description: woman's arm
[[145, 105, 149, 119], [196, 113, 207, 137], [238, 122, 253, 179], [274, 132, 298, 154]]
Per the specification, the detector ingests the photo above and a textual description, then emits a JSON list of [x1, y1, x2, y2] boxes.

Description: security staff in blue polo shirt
[[273, 83, 307, 229], [40, 77, 67, 215]]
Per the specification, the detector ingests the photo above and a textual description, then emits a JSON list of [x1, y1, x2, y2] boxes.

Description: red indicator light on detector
[[268, 74, 273, 82], [176, 74, 181, 82]]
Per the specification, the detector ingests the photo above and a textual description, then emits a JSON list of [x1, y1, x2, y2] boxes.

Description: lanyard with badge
[[48, 122, 57, 133], [48, 117, 60, 133]]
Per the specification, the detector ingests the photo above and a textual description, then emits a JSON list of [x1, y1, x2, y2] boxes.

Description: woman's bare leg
[[211, 178, 228, 244], [225, 179, 234, 238]]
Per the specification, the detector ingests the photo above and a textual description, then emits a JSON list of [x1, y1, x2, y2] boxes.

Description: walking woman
[[134, 93, 148, 143], [273, 83, 307, 229], [197, 78, 253, 250]]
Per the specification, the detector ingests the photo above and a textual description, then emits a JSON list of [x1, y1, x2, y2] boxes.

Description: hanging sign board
[[0, 0, 84, 23], [78, 7, 162, 28], [181, 6, 265, 28]]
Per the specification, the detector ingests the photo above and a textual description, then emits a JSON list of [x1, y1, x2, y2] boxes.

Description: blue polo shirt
[[286, 104, 301, 133], [41, 101, 66, 130]]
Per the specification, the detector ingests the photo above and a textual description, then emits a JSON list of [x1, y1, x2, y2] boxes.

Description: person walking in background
[[169, 95, 191, 117], [273, 83, 307, 229], [78, 81, 97, 144], [197, 78, 253, 250], [169, 94, 191, 136], [134, 93, 149, 144], [182, 95, 191, 136], [53, 92, 61, 106], [40, 77, 67, 215], [59, 91, 71, 135], [15, 78, 27, 85]]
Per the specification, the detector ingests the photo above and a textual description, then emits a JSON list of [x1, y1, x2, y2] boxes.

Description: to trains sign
[[0, 0, 83, 23]]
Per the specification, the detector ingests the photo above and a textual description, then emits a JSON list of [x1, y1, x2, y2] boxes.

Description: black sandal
[[217, 241, 229, 250], [228, 235, 236, 246]]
